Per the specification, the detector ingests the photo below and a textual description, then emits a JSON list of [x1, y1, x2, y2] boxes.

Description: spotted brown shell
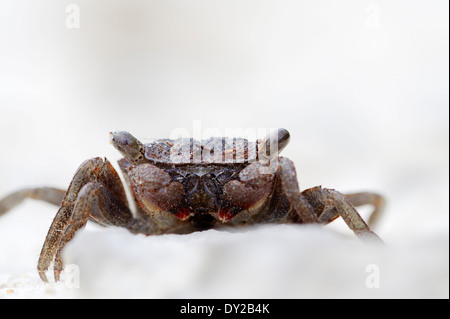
[[144, 137, 263, 165]]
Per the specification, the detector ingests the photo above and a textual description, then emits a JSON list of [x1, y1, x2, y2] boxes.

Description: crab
[[0, 128, 384, 282]]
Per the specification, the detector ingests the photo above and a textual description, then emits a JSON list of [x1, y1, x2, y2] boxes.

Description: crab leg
[[37, 157, 133, 282], [277, 157, 318, 223], [344, 192, 385, 227], [0, 187, 66, 217], [302, 186, 383, 243]]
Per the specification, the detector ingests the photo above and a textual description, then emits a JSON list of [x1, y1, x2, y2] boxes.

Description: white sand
[[0, 0, 448, 299], [0, 203, 448, 298]]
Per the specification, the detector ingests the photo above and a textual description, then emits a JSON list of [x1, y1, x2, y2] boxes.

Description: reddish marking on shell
[[218, 207, 235, 222], [173, 207, 190, 221]]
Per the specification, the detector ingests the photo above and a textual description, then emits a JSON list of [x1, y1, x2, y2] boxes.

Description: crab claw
[[218, 206, 236, 222], [172, 207, 191, 221]]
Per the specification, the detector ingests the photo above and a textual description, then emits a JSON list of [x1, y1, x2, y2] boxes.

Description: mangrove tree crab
[[0, 128, 384, 282]]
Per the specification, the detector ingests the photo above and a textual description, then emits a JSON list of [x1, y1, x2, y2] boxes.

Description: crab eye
[[258, 128, 290, 161], [110, 131, 146, 164]]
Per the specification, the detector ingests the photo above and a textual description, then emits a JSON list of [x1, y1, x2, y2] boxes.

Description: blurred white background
[[0, 0, 448, 298]]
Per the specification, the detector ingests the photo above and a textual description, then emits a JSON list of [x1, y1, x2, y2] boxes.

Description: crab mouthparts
[[190, 212, 217, 230], [172, 206, 237, 229]]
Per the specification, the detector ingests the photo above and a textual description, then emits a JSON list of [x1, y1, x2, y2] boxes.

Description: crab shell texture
[[110, 129, 291, 233]]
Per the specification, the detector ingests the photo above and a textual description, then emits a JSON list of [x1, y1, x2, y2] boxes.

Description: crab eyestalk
[[258, 128, 290, 162], [110, 131, 146, 165]]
